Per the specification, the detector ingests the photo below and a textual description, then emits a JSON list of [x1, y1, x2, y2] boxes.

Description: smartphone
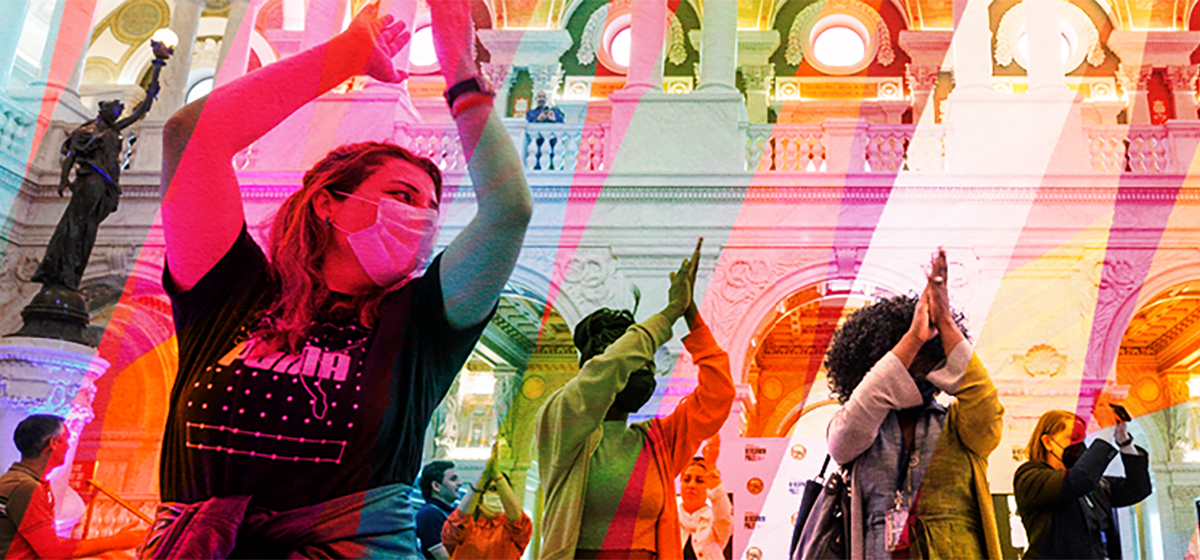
[[1110, 403, 1133, 422]]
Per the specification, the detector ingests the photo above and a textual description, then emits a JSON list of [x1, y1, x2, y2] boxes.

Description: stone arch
[[720, 257, 915, 382]]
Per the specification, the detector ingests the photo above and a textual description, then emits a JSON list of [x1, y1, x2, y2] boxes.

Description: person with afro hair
[[536, 240, 736, 560], [818, 249, 1003, 559]]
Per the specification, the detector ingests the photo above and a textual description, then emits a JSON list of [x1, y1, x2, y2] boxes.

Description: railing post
[[822, 119, 869, 174]]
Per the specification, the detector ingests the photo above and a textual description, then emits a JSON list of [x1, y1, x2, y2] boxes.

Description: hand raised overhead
[[665, 238, 703, 323], [345, 1, 411, 84]]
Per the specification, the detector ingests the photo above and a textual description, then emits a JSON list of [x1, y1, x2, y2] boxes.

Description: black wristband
[[1116, 436, 1134, 447], [444, 76, 494, 108]]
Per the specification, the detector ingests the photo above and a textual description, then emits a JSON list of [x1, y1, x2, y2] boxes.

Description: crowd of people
[[0, 1, 1158, 558]]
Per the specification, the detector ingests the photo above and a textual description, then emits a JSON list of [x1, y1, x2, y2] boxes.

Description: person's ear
[[312, 189, 337, 224]]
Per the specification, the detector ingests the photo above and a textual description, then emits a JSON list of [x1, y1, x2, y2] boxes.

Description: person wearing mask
[[537, 239, 736, 560], [1014, 410, 1152, 559], [441, 446, 531, 559], [149, 0, 531, 555], [0, 415, 145, 558], [677, 437, 731, 560], [823, 249, 1004, 559], [417, 461, 462, 560]]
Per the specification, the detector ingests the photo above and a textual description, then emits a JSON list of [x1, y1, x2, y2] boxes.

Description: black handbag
[[792, 455, 851, 560], [790, 455, 831, 557]]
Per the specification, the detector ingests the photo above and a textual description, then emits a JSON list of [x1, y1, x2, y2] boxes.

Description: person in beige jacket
[[535, 241, 735, 560], [823, 250, 1003, 559]]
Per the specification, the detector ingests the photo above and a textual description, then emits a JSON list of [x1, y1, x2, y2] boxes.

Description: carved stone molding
[[905, 64, 939, 95], [667, 12, 688, 66], [527, 63, 564, 97], [558, 247, 625, 310], [786, 0, 895, 68], [1117, 63, 1155, 94], [577, 5, 608, 66], [1022, 344, 1067, 377], [481, 63, 515, 96], [1166, 64, 1200, 93], [741, 65, 774, 91]]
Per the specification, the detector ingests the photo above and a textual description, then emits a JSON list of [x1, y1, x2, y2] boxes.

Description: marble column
[[1024, 0, 1066, 92], [216, 0, 254, 76], [623, 0, 667, 93], [905, 64, 940, 124], [740, 65, 773, 123], [1117, 63, 1154, 125], [481, 62, 516, 118], [950, 0, 992, 93], [1166, 64, 1200, 120], [215, 0, 264, 87], [152, 0, 205, 118], [528, 63, 564, 99], [697, 0, 736, 91], [0, 0, 31, 90]]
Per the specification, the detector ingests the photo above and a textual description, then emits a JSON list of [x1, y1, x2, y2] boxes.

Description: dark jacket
[[1014, 440, 1152, 559]]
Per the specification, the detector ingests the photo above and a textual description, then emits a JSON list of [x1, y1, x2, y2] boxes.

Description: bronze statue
[[12, 40, 171, 344], [32, 40, 172, 291]]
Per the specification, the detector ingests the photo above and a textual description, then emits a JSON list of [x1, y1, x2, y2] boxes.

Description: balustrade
[[1086, 125, 1174, 173]]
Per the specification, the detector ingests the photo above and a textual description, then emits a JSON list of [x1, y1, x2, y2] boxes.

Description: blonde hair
[[1025, 410, 1081, 464]]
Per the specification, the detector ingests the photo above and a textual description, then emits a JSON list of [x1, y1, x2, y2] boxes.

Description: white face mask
[[479, 492, 504, 518], [332, 193, 439, 287]]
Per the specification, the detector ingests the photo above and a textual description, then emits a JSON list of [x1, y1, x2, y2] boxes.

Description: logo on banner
[[744, 512, 765, 529], [789, 479, 806, 495], [744, 444, 767, 462], [791, 444, 807, 460], [746, 477, 764, 495]]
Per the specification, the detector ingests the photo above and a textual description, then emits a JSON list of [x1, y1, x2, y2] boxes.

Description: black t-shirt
[[162, 227, 490, 511]]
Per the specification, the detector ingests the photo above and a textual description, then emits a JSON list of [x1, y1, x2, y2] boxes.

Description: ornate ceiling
[[1121, 281, 1200, 370]]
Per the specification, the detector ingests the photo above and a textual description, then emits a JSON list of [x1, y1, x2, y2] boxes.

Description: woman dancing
[[819, 250, 1004, 559], [148, 1, 531, 556], [537, 240, 736, 560]]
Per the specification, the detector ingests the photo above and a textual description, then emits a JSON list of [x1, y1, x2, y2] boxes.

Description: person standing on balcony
[[537, 240, 736, 560], [149, 0, 531, 556], [822, 250, 1004, 559]]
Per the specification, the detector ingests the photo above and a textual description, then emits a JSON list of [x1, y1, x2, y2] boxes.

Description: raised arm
[[826, 289, 931, 464], [657, 314, 735, 475], [161, 3, 408, 291], [429, 1, 533, 330], [536, 313, 674, 465]]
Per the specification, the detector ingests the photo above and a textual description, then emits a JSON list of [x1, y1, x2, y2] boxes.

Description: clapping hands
[[345, 1, 411, 84]]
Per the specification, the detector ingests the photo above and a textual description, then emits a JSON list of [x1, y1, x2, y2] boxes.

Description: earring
[[325, 216, 331, 226]]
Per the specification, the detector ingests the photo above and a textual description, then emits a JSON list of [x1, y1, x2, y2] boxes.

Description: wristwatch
[[444, 75, 494, 108]]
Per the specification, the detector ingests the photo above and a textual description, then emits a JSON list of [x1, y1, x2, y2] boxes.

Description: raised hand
[[927, 248, 951, 328], [908, 286, 937, 343], [345, 1, 410, 84], [665, 239, 702, 323]]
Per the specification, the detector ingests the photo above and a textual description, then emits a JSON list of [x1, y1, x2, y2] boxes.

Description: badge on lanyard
[[885, 490, 910, 552]]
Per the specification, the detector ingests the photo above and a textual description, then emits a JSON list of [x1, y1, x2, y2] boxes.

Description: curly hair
[[574, 308, 636, 366], [251, 141, 442, 355], [824, 294, 969, 404]]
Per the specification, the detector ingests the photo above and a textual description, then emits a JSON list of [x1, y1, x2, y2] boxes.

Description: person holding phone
[[1014, 408, 1152, 559]]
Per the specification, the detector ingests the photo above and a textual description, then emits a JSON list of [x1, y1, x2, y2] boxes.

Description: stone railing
[[395, 121, 608, 174], [1085, 125, 1173, 173], [0, 94, 36, 168], [746, 123, 947, 173]]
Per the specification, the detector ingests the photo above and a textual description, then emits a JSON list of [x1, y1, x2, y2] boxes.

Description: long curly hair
[[824, 294, 969, 404], [252, 141, 443, 355]]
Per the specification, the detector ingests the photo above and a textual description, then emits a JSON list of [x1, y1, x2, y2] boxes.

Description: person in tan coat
[[824, 250, 1004, 559]]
